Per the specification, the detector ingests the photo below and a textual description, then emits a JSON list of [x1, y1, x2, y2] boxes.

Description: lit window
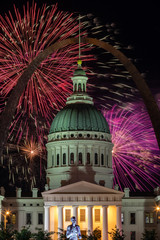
[[11, 213, 16, 225], [95, 209, 100, 222], [65, 209, 71, 222], [26, 213, 32, 225], [63, 153, 66, 165], [130, 213, 136, 224], [80, 209, 85, 222], [38, 213, 43, 225], [145, 212, 154, 224]]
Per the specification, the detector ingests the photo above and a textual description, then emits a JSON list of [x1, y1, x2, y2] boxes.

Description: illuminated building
[[0, 60, 160, 240]]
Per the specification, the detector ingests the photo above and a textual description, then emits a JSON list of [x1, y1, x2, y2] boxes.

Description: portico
[[42, 181, 124, 240]]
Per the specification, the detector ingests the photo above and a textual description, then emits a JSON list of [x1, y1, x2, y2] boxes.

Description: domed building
[[46, 59, 114, 190], [1, 60, 159, 240], [42, 60, 124, 239]]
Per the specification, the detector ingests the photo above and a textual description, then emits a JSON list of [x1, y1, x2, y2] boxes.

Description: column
[[44, 206, 50, 231], [58, 206, 63, 230], [116, 206, 122, 231], [102, 206, 108, 240], [72, 206, 78, 220], [88, 205, 93, 233]]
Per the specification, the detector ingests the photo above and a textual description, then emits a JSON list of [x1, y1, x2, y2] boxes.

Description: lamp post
[[1, 210, 11, 230], [156, 206, 160, 224]]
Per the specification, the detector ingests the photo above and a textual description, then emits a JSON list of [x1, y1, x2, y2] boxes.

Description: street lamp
[[156, 206, 160, 224], [1, 210, 11, 230]]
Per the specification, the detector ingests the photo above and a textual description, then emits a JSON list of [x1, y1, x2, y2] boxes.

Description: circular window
[[71, 134, 74, 137], [79, 133, 82, 137], [63, 135, 66, 138], [101, 135, 104, 139], [95, 134, 97, 138], [87, 134, 90, 138], [57, 135, 59, 139]]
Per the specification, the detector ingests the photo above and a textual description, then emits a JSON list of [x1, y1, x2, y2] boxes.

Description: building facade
[[0, 60, 160, 240]]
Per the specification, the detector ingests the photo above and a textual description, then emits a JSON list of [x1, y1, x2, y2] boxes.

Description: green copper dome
[[73, 68, 86, 76], [49, 103, 110, 134]]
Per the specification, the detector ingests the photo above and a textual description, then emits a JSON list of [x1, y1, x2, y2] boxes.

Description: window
[[52, 155, 54, 166], [79, 152, 82, 165], [11, 213, 16, 225], [145, 212, 154, 224], [26, 213, 32, 225], [95, 209, 100, 222], [63, 153, 66, 165], [99, 180, 105, 186], [75, 83, 77, 91], [65, 209, 71, 222], [121, 212, 124, 224], [101, 154, 104, 166], [130, 213, 135, 224], [87, 153, 90, 164], [38, 213, 43, 225], [94, 153, 98, 165], [57, 154, 60, 166], [70, 153, 74, 164], [130, 231, 136, 240], [78, 83, 81, 92], [80, 209, 85, 222]]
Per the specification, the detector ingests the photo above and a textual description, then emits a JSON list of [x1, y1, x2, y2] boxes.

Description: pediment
[[42, 181, 124, 196]]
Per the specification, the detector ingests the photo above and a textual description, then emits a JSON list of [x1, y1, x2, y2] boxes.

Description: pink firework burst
[[0, 1, 93, 145], [104, 103, 160, 191]]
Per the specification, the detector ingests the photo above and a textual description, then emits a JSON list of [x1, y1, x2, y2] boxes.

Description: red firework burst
[[0, 1, 93, 145]]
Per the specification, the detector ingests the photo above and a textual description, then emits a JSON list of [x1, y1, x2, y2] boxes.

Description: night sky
[[0, 0, 160, 193], [1, 0, 160, 90]]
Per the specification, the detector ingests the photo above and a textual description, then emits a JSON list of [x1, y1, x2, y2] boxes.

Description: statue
[[66, 216, 82, 240]]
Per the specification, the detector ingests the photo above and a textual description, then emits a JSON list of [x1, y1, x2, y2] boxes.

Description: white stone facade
[[46, 130, 113, 189]]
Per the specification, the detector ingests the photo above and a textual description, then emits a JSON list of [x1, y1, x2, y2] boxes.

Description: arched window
[[78, 83, 81, 92], [87, 153, 90, 165], [75, 83, 77, 92], [57, 154, 59, 166], [101, 154, 104, 166], [83, 83, 85, 92], [70, 152, 74, 164], [52, 155, 54, 166], [63, 153, 66, 165], [79, 152, 82, 165], [95, 153, 98, 165]]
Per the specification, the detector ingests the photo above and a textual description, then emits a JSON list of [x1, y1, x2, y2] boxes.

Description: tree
[[14, 226, 32, 240], [108, 226, 125, 240], [0, 223, 14, 240], [141, 229, 158, 240], [32, 228, 54, 240]]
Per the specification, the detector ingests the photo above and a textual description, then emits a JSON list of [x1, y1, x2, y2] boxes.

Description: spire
[[66, 16, 93, 105]]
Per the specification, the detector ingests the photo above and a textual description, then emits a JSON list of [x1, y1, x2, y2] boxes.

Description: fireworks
[[0, 1, 95, 146], [0, 1, 141, 189], [104, 103, 160, 191]]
